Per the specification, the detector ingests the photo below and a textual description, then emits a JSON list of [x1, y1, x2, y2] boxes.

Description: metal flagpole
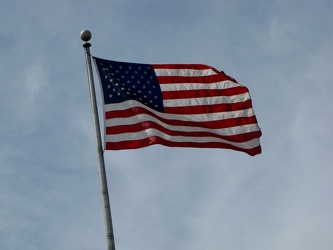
[[80, 30, 116, 250]]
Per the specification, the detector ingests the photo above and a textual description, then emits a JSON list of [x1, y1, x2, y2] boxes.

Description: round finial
[[80, 30, 92, 42]]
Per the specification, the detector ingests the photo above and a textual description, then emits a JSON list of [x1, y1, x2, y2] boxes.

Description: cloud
[[1, 1, 333, 250]]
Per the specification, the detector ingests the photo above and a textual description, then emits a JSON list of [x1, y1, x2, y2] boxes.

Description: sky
[[1, 0, 333, 249]]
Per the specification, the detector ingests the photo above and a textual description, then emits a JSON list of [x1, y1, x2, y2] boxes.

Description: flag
[[93, 57, 262, 156]]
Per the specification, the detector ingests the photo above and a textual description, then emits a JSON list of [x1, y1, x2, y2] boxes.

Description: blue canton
[[94, 57, 164, 112]]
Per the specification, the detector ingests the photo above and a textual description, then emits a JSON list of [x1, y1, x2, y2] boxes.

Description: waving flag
[[93, 57, 262, 156]]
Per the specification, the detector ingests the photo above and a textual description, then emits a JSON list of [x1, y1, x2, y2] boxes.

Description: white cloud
[[24, 61, 47, 102]]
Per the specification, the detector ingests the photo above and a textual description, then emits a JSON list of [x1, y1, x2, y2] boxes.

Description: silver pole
[[80, 30, 116, 250]]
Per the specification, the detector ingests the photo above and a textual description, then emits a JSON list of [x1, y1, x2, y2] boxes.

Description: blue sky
[[1, 0, 333, 249]]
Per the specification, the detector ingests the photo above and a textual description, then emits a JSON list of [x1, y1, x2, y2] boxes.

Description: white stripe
[[104, 101, 254, 122], [105, 129, 260, 149], [159, 80, 240, 91], [163, 92, 250, 107], [154, 68, 218, 76], [106, 113, 260, 136]]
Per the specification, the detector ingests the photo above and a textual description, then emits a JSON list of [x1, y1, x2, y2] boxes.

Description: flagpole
[[80, 30, 116, 250]]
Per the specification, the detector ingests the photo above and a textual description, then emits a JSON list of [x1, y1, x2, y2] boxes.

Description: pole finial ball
[[80, 30, 92, 42]]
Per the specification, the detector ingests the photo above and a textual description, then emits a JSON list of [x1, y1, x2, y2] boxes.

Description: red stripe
[[162, 86, 248, 100], [105, 107, 258, 129], [164, 100, 253, 114], [152, 64, 220, 73], [157, 71, 236, 84], [106, 121, 261, 143], [105, 138, 261, 156], [105, 99, 254, 116]]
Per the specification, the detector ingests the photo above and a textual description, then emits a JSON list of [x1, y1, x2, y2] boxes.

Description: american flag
[[93, 57, 261, 156]]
